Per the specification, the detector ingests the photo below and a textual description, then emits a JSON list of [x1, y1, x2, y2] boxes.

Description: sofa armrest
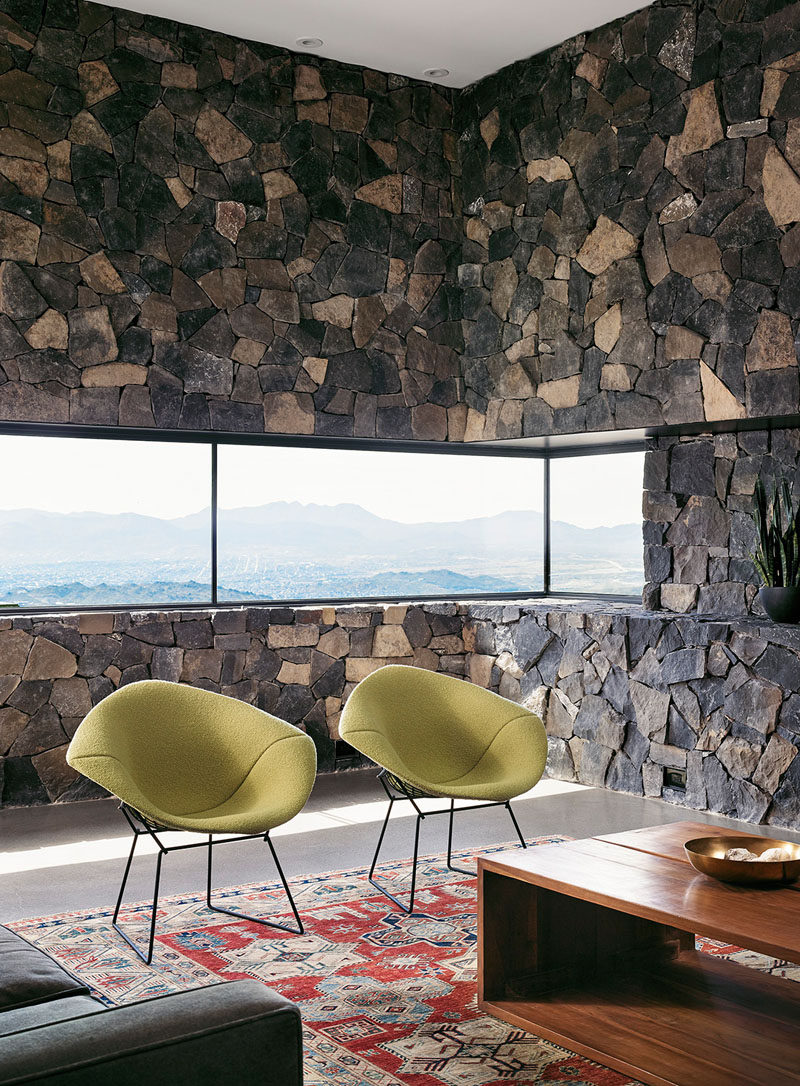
[[0, 980, 303, 1086]]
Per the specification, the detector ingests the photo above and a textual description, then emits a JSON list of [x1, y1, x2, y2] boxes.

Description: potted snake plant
[[751, 475, 800, 623]]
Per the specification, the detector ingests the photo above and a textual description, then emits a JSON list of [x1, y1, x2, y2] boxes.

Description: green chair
[[67, 679, 317, 963], [339, 664, 548, 912]]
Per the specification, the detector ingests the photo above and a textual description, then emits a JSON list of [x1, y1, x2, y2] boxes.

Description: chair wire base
[[112, 804, 303, 964], [368, 770, 528, 915]]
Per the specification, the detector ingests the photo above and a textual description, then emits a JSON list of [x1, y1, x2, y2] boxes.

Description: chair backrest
[[340, 664, 547, 792], [67, 680, 311, 817]]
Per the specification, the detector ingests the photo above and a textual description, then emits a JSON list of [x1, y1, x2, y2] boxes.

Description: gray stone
[[661, 648, 706, 684], [512, 617, 554, 667], [716, 735, 761, 779], [573, 695, 626, 748], [725, 678, 783, 737], [546, 736, 575, 781], [606, 751, 643, 795]]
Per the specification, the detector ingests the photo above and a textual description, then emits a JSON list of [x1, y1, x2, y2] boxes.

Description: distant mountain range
[[0, 501, 641, 562], [0, 501, 643, 604]]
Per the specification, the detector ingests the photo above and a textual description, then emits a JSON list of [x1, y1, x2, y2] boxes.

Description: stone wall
[[455, 0, 800, 439], [5, 599, 800, 831], [470, 601, 800, 829], [643, 425, 800, 614], [0, 601, 471, 804], [0, 1, 464, 441], [5, 0, 800, 442]]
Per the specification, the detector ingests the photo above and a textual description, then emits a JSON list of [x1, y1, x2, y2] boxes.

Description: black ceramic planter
[[759, 586, 800, 624]]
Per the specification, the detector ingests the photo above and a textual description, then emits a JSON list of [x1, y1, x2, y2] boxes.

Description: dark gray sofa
[[0, 926, 303, 1085]]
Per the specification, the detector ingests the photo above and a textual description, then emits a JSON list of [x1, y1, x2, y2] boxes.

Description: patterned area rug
[[9, 837, 798, 1086]]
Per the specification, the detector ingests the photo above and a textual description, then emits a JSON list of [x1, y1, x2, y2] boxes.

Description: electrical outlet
[[664, 767, 687, 790]]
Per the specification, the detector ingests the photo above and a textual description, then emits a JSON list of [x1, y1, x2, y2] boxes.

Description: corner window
[[549, 451, 645, 596]]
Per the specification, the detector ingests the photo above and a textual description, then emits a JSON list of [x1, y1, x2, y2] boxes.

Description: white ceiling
[[107, 0, 651, 88]]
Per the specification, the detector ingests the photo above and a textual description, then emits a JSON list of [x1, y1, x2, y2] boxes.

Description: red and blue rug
[[9, 837, 797, 1086]]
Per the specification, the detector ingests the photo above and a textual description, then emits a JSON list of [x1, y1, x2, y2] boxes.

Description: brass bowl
[[684, 836, 800, 885]]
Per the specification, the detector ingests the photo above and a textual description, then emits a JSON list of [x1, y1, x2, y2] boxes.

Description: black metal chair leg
[[506, 800, 527, 850], [446, 799, 477, 877], [112, 831, 165, 965], [205, 833, 304, 935], [368, 798, 424, 914]]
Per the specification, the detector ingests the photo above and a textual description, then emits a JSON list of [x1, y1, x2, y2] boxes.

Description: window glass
[[217, 445, 545, 602], [549, 451, 644, 595], [0, 435, 211, 608]]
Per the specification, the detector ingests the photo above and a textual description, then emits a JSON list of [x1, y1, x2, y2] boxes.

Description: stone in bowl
[[685, 836, 800, 885]]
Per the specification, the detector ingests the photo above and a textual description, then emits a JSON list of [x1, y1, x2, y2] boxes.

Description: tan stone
[[594, 303, 622, 353], [79, 251, 125, 294], [263, 391, 315, 434], [25, 309, 68, 350], [195, 105, 253, 164], [23, 637, 77, 680], [538, 375, 580, 409], [480, 108, 500, 149], [47, 140, 70, 182], [139, 294, 177, 332], [763, 144, 800, 226], [600, 364, 634, 391], [674, 81, 723, 158], [576, 52, 608, 88], [407, 273, 440, 313], [526, 156, 572, 182], [262, 170, 298, 200], [528, 245, 556, 279], [468, 653, 494, 687], [761, 68, 788, 116], [642, 218, 669, 287], [345, 657, 385, 682], [699, 361, 745, 422], [267, 624, 319, 649], [79, 613, 114, 634], [78, 60, 119, 106], [373, 625, 413, 657], [505, 334, 537, 363], [660, 583, 699, 613], [665, 325, 705, 360], [166, 176, 192, 209], [668, 233, 722, 277], [0, 210, 39, 263], [303, 356, 328, 385], [277, 660, 311, 685], [491, 258, 518, 320], [82, 363, 147, 387], [658, 192, 697, 224], [383, 605, 407, 624], [312, 294, 353, 327], [294, 64, 326, 101], [355, 174, 402, 214], [466, 217, 490, 248], [318, 628, 349, 658], [68, 110, 112, 152], [786, 119, 800, 174], [161, 62, 197, 89], [746, 309, 796, 371], [463, 407, 486, 441], [0, 629, 31, 674], [0, 156, 47, 198], [576, 215, 637, 274], [351, 295, 385, 348], [694, 271, 732, 303], [215, 200, 246, 243]]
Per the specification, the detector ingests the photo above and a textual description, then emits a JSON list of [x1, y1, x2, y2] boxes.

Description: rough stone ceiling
[[100, 0, 652, 87]]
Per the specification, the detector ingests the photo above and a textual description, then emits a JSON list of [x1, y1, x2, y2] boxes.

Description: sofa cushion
[[0, 994, 103, 1037], [0, 927, 89, 1011]]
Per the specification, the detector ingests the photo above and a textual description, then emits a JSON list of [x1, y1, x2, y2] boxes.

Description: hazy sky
[[0, 435, 643, 529]]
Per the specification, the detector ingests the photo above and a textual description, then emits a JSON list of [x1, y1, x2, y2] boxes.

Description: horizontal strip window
[[0, 422, 645, 613]]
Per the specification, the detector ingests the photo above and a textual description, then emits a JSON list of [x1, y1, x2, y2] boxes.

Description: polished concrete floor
[[1, 769, 797, 923]]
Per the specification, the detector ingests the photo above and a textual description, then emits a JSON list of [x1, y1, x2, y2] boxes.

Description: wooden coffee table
[[477, 821, 800, 1086]]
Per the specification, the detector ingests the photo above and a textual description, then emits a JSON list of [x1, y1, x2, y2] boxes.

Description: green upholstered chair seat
[[339, 665, 547, 802], [67, 680, 316, 836]]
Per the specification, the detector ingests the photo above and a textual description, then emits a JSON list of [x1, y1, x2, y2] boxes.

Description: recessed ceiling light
[[423, 67, 450, 78], [296, 37, 323, 48]]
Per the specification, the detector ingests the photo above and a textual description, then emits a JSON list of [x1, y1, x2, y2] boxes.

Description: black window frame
[[0, 420, 647, 613]]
